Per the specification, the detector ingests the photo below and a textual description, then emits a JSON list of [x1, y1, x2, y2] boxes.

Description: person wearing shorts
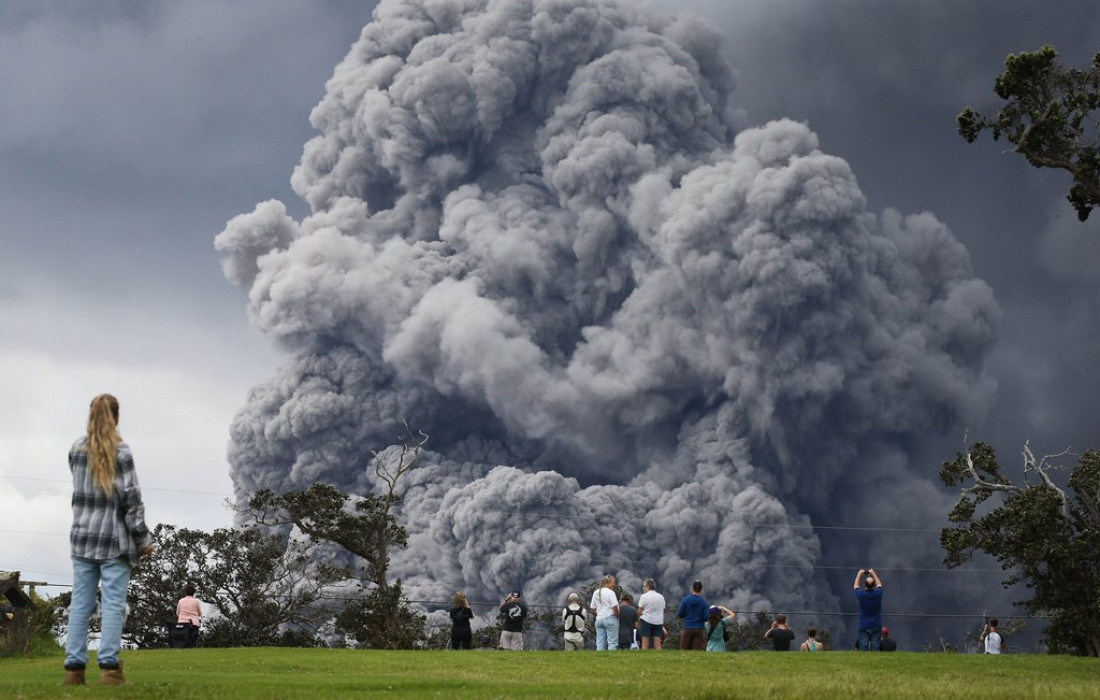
[[636, 578, 666, 650]]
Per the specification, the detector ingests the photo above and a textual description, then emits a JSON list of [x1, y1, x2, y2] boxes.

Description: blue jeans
[[66, 556, 132, 668], [857, 627, 881, 651], [595, 616, 620, 650]]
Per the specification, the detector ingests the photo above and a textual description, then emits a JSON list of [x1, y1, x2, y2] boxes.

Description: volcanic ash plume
[[215, 0, 998, 619]]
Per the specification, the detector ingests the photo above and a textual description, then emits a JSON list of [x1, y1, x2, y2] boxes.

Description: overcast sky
[[2, 0, 1098, 613]]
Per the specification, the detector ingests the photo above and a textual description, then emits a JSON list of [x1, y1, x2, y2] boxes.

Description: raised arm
[[853, 569, 865, 589]]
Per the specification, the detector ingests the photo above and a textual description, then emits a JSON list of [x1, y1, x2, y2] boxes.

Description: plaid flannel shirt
[[69, 436, 150, 565]]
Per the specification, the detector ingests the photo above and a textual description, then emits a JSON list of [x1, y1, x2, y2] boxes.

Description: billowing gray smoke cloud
[[216, 0, 998, 627]]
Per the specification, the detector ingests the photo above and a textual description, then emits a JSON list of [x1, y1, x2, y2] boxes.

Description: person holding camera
[[498, 591, 528, 650], [980, 618, 1003, 654], [853, 568, 884, 651], [764, 613, 796, 651], [450, 592, 474, 650], [704, 605, 735, 652]]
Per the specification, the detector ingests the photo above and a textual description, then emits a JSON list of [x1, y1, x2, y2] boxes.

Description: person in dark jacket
[[450, 591, 475, 649]]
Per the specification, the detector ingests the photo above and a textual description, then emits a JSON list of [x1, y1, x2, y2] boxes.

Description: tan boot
[[98, 661, 125, 686], [63, 668, 86, 685]]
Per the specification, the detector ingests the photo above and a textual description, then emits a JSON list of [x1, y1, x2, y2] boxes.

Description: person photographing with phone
[[498, 591, 528, 650], [980, 618, 1003, 654], [765, 613, 796, 651], [853, 568, 884, 651]]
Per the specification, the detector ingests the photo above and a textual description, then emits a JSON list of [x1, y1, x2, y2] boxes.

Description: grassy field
[[1, 648, 1096, 699]]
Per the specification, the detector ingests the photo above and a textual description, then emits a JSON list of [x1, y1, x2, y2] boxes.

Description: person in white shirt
[[636, 578, 666, 650], [980, 618, 1003, 654], [589, 574, 620, 650]]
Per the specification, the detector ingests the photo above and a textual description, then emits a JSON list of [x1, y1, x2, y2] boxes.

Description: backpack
[[707, 620, 729, 644], [563, 606, 584, 633]]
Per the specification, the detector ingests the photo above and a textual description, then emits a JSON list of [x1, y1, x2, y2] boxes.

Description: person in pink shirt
[[176, 584, 202, 646]]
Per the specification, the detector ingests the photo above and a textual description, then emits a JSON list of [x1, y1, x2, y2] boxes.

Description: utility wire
[[0, 474, 231, 498]]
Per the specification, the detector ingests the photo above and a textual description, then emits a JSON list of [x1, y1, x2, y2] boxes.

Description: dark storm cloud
[[217, 0, 1002, 628]]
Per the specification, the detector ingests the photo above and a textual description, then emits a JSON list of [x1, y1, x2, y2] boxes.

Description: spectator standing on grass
[[704, 605, 735, 652], [980, 619, 1002, 655], [636, 578, 666, 650], [880, 626, 897, 651], [64, 394, 154, 687], [590, 575, 620, 650], [799, 626, 823, 651], [498, 591, 527, 650], [617, 593, 638, 649], [176, 583, 202, 647], [676, 580, 708, 650], [764, 613, 796, 651], [561, 592, 587, 651], [450, 592, 474, 650], [853, 568, 884, 651]]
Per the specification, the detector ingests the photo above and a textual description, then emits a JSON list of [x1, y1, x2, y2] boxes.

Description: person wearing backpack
[[704, 605, 735, 651], [562, 592, 587, 650], [980, 619, 1003, 654]]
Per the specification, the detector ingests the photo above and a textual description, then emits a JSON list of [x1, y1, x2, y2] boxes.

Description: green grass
[[0, 648, 1096, 699]]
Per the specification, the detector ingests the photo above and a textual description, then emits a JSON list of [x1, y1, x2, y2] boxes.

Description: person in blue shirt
[[676, 580, 709, 650], [853, 568, 884, 651]]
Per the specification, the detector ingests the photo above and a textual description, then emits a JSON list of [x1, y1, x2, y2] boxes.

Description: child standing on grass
[[64, 394, 154, 686]]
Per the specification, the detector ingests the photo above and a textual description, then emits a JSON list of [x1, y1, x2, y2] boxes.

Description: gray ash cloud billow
[[215, 0, 998, 625]]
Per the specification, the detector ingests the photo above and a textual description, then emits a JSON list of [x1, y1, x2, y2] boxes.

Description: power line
[[1, 473, 229, 499], [0, 562, 73, 580]]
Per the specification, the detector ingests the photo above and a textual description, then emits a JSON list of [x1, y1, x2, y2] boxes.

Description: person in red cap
[[880, 626, 897, 651]]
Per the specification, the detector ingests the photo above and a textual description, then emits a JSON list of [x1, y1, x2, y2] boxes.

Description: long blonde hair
[[86, 394, 121, 494], [453, 592, 468, 608]]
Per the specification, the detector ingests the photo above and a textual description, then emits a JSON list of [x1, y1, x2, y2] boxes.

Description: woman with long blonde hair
[[64, 394, 153, 686], [449, 591, 474, 649]]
